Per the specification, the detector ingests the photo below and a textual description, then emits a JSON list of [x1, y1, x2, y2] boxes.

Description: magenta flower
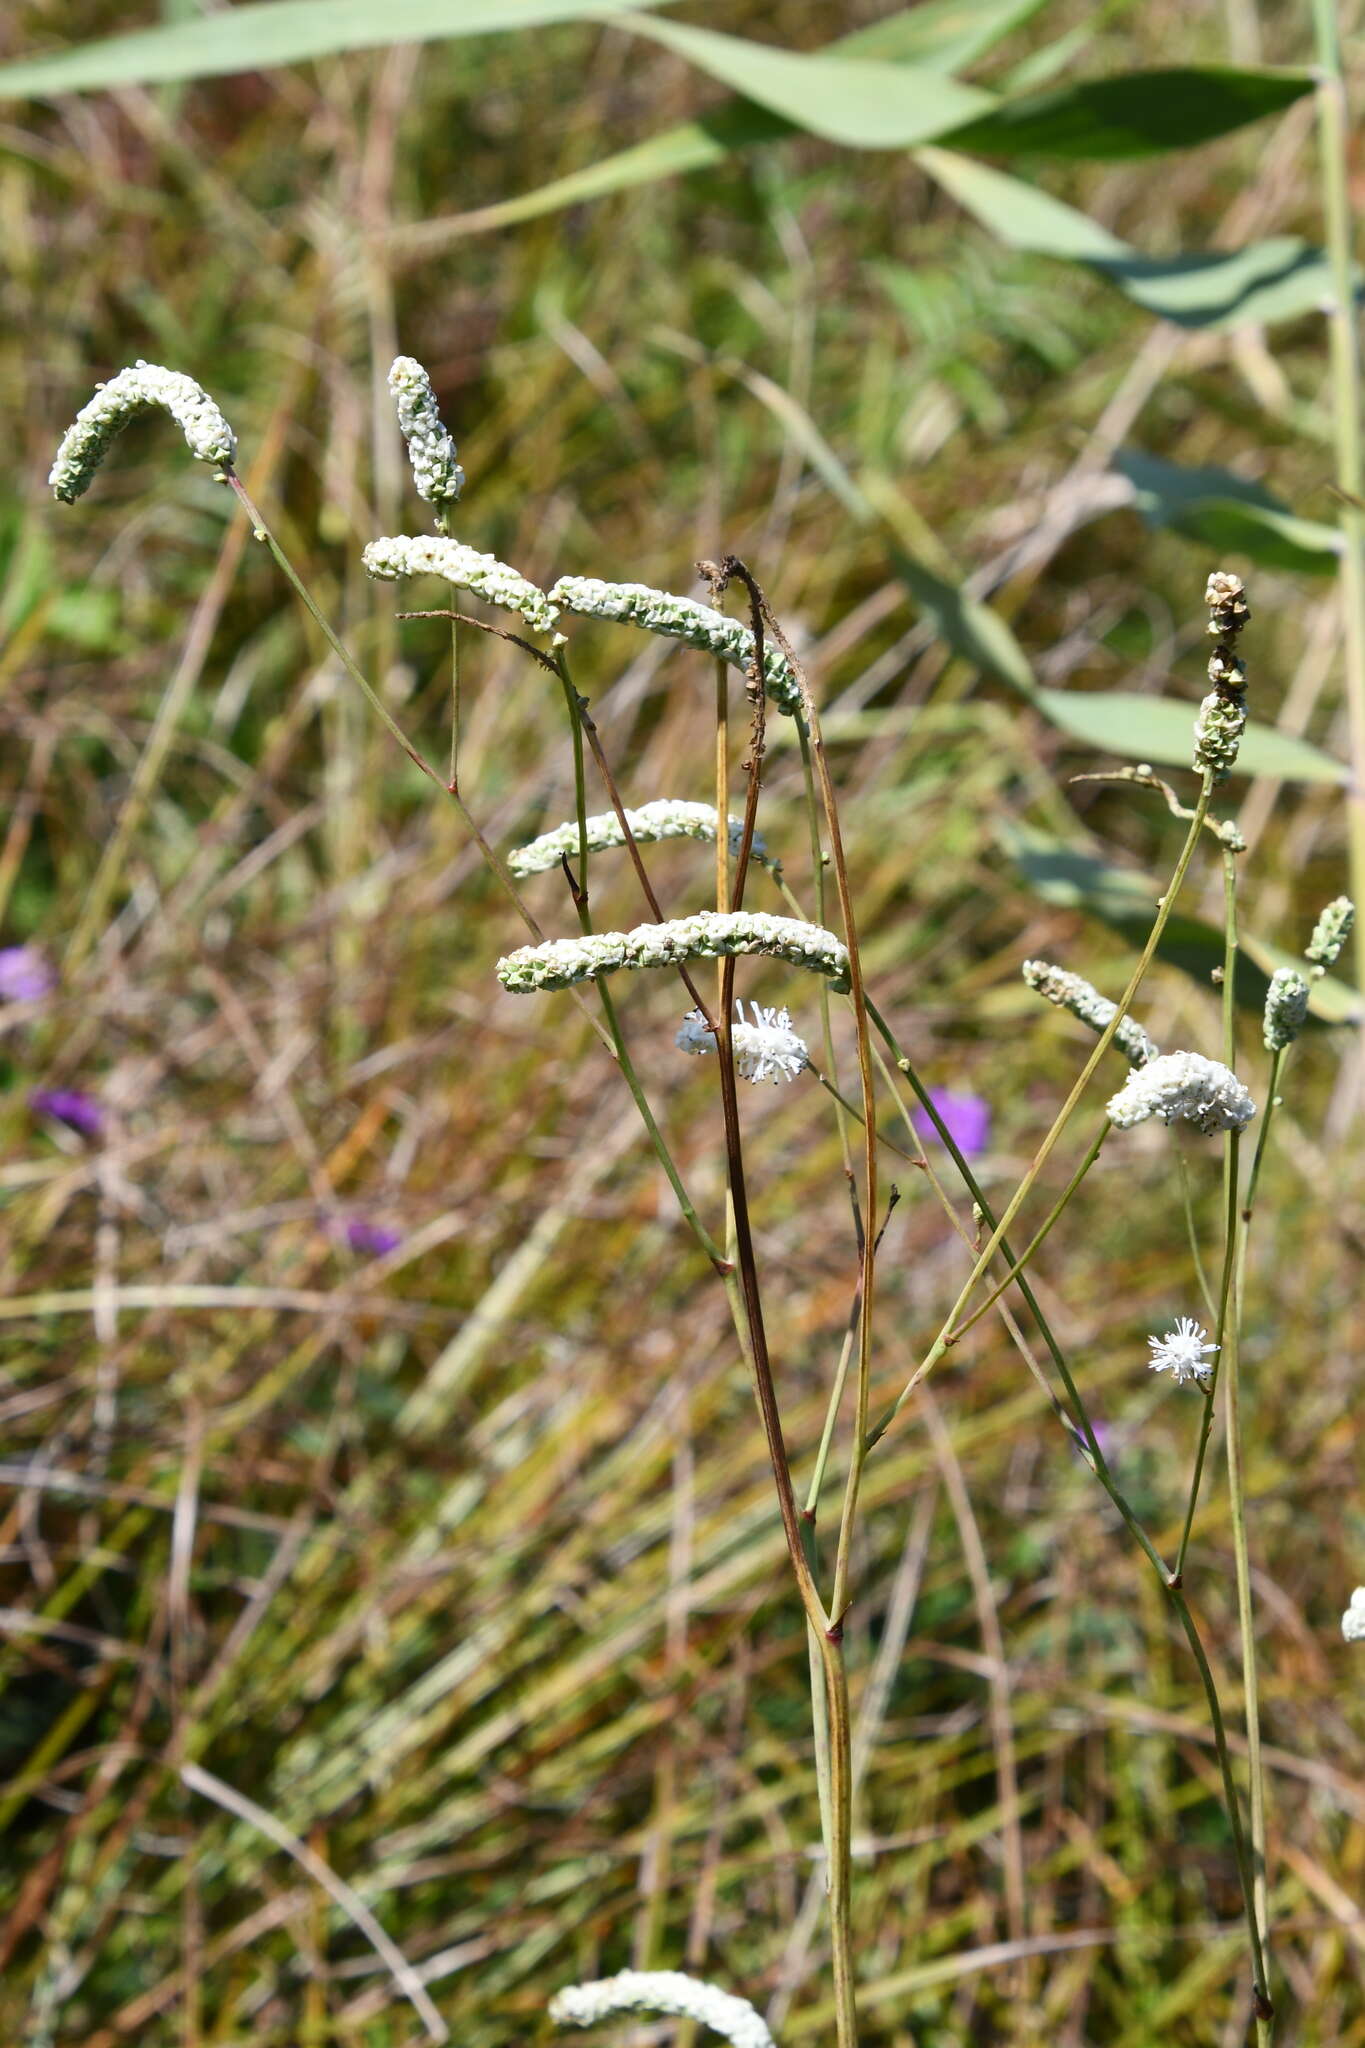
[[334, 1217, 401, 1257], [31, 1088, 104, 1137], [0, 946, 55, 1004], [912, 1088, 991, 1159]]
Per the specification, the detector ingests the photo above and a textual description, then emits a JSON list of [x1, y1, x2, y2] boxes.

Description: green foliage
[[2, 0, 1362, 2043]]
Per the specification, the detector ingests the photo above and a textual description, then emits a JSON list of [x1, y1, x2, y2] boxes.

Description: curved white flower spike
[[497, 911, 849, 995], [509, 799, 769, 878], [50, 360, 236, 502], [1022, 958, 1159, 1067], [363, 533, 559, 635], [550, 1971, 775, 2048], [549, 575, 801, 715], [1342, 1588, 1365, 1643]]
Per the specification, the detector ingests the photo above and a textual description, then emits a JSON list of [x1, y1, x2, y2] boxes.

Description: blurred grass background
[[1, 1, 1364, 2042]]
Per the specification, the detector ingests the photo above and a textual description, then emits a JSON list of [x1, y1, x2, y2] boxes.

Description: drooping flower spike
[[497, 910, 850, 995], [1022, 958, 1159, 1067], [388, 356, 464, 515], [677, 1002, 810, 1085], [49, 360, 236, 502], [509, 799, 770, 878], [550, 1972, 775, 2048], [363, 534, 560, 636], [1106, 1050, 1256, 1135], [1342, 1588, 1365, 1643], [549, 576, 802, 715], [1147, 1316, 1219, 1388]]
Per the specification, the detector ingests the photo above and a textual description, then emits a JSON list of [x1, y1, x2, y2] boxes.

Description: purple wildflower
[[30, 1088, 104, 1137], [335, 1217, 401, 1257], [912, 1088, 991, 1159], [0, 946, 55, 1004]]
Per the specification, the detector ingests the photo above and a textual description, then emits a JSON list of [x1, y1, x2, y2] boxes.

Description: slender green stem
[[1173, 1127, 1241, 1580], [1177, 1152, 1218, 1323], [866, 999, 1269, 2014], [1311, 0, 1365, 1018], [871, 779, 1214, 1448], [946, 1120, 1109, 1344]]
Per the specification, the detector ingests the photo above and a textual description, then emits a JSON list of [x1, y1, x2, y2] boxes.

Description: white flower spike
[[1022, 958, 1159, 1066], [50, 360, 236, 501], [1342, 1588, 1365, 1643], [549, 575, 802, 715], [1106, 1051, 1256, 1135], [388, 355, 464, 512], [509, 799, 768, 879], [550, 1971, 775, 2048], [1147, 1317, 1219, 1388], [677, 1002, 810, 1085], [498, 911, 849, 995], [363, 533, 559, 636]]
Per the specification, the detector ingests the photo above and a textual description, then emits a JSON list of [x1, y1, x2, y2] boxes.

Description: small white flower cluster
[[1262, 966, 1310, 1052], [508, 799, 767, 878], [1022, 959, 1159, 1066], [549, 1971, 775, 2048], [1306, 895, 1354, 973], [677, 1002, 810, 1085], [1106, 1050, 1256, 1135], [1342, 1588, 1365, 1643], [363, 533, 559, 635], [549, 576, 802, 715], [1147, 1315, 1218, 1388], [497, 910, 850, 995], [388, 355, 464, 512], [50, 360, 236, 502]]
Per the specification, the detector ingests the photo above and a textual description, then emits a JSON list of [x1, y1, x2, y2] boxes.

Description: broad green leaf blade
[[1117, 450, 1341, 574], [0, 0, 668, 98], [919, 155, 1339, 333], [614, 17, 993, 150], [1034, 686, 1347, 784], [425, 2, 1044, 235], [1092, 236, 1339, 330], [916, 145, 1128, 259], [946, 65, 1314, 159], [842, 0, 1048, 72], [423, 106, 757, 238]]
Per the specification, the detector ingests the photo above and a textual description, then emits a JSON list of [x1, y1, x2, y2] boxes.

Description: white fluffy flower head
[[677, 1002, 809, 1085], [1147, 1316, 1219, 1388], [1106, 1051, 1256, 1135], [550, 1971, 774, 2048], [388, 355, 464, 511], [50, 360, 236, 501], [1342, 1588, 1365, 1643]]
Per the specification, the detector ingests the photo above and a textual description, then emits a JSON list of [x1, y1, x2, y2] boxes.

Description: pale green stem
[[1177, 1152, 1218, 1323], [946, 1120, 1110, 1344], [1313, 0, 1365, 1023], [1173, 1128, 1241, 1581], [870, 778, 1214, 1449]]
